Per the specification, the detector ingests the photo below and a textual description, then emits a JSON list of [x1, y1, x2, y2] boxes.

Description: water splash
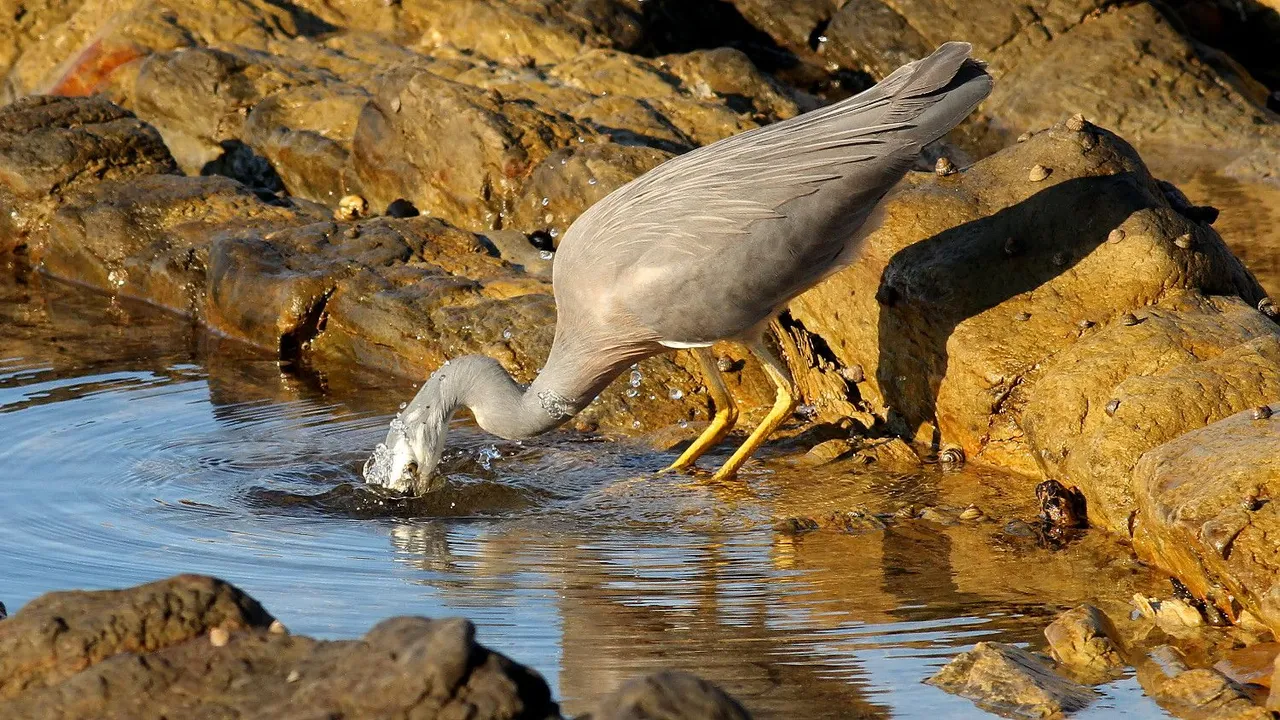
[[477, 445, 501, 470]]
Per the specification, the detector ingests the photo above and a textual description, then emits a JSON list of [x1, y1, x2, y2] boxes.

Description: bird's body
[[365, 42, 993, 495]]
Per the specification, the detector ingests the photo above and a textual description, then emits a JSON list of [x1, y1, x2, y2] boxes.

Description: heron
[[364, 42, 992, 495]]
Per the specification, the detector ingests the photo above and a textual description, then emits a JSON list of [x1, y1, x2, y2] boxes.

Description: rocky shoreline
[[1, 0, 1279, 717]]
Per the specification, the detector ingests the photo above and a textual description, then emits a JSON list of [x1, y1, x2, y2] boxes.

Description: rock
[[352, 63, 595, 231], [1044, 605, 1126, 683], [507, 143, 672, 242], [1214, 642, 1280, 691], [1024, 299, 1280, 534], [1132, 595, 1206, 636], [786, 120, 1270, 489], [33, 174, 323, 312], [593, 670, 751, 720], [1272, 653, 1280, 711], [926, 641, 1096, 717], [1137, 646, 1269, 720], [0, 576, 560, 720], [0, 95, 177, 254], [0, 575, 274, 700], [1131, 404, 1280, 635]]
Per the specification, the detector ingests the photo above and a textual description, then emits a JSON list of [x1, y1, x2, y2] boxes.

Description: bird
[[364, 42, 993, 495]]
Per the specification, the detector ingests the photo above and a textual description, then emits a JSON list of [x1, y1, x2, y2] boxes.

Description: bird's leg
[[664, 347, 739, 472], [711, 338, 796, 481]]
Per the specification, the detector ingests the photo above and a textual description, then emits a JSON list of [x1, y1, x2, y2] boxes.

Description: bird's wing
[[559, 42, 987, 268]]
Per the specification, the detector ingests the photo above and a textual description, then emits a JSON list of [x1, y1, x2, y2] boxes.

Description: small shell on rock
[[1107, 228, 1126, 244], [1066, 113, 1087, 132], [1028, 164, 1052, 182], [1105, 399, 1120, 416], [1078, 132, 1097, 152], [1258, 297, 1278, 318], [287, 670, 301, 683], [939, 446, 965, 466], [1015, 311, 1032, 321], [334, 194, 369, 221], [389, 96, 402, 113], [716, 356, 735, 373], [1121, 312, 1141, 326], [1077, 319, 1095, 330], [1253, 405, 1274, 420], [959, 505, 984, 521], [1017, 131, 1033, 143], [1173, 233, 1194, 250], [840, 364, 865, 383], [935, 156, 957, 176], [269, 619, 288, 635], [209, 627, 230, 647]]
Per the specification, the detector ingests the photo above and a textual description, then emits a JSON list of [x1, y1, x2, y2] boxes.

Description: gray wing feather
[[555, 42, 992, 343]]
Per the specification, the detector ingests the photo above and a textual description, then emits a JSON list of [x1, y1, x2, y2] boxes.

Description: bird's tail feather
[[885, 41, 993, 146]]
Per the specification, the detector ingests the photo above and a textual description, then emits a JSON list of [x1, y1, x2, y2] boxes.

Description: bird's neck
[[443, 355, 584, 440]]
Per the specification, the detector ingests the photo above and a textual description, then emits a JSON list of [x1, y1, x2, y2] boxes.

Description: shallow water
[[0, 275, 1173, 718]]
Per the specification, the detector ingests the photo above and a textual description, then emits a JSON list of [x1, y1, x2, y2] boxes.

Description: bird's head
[[363, 370, 454, 495]]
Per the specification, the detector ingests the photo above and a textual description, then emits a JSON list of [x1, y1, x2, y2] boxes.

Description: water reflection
[[0, 274, 1170, 718]]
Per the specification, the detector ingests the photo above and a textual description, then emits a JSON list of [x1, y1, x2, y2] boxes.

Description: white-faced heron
[[365, 42, 993, 494]]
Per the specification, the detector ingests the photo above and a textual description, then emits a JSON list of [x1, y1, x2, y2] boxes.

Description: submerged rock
[[926, 641, 1096, 717], [1136, 645, 1270, 720]]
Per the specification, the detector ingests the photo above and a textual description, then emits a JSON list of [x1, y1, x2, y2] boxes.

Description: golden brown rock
[[927, 641, 1096, 716], [1132, 404, 1280, 635], [1044, 605, 1125, 684]]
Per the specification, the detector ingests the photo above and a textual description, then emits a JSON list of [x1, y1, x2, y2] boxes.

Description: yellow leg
[[711, 339, 797, 481], [665, 347, 739, 472]]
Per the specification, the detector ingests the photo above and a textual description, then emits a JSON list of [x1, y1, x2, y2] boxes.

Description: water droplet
[[587, 178, 597, 186], [541, 197, 550, 207], [668, 388, 684, 400], [577, 136, 586, 143], [502, 328, 513, 339], [477, 445, 501, 470], [626, 388, 639, 398], [549, 228, 559, 238], [629, 370, 642, 387], [632, 420, 641, 429], [539, 250, 554, 260]]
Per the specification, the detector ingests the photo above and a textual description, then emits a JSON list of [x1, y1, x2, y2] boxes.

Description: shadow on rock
[[874, 172, 1155, 450]]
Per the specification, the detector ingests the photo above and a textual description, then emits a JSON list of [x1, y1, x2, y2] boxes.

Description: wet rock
[[0, 95, 178, 254], [926, 641, 1096, 717], [1213, 642, 1279, 692], [1036, 479, 1087, 530], [1137, 645, 1269, 720], [0, 575, 274, 700], [0, 576, 559, 720], [33, 174, 323, 311], [1044, 605, 1125, 683], [1131, 404, 1280, 635], [592, 670, 751, 720], [786, 122, 1269, 484], [1133, 594, 1206, 637]]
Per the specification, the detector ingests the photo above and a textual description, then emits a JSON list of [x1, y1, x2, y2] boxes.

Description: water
[[0, 275, 1172, 718]]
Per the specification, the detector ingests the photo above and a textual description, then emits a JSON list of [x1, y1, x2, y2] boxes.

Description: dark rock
[[0, 576, 560, 720], [386, 198, 421, 218], [593, 670, 751, 720], [0, 575, 274, 701], [927, 641, 1097, 717]]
